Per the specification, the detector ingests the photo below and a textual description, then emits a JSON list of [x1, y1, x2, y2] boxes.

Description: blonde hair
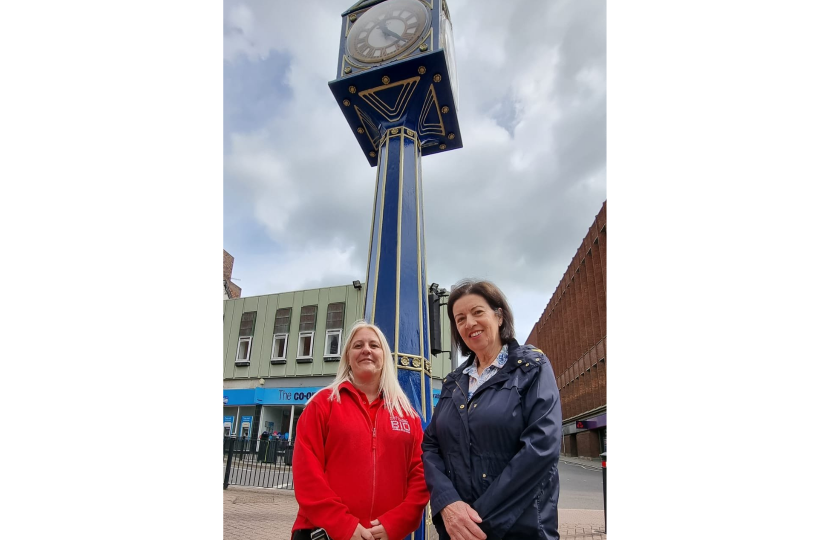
[[318, 320, 418, 419]]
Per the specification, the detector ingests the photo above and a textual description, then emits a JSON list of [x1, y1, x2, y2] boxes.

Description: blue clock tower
[[329, 1, 461, 538]]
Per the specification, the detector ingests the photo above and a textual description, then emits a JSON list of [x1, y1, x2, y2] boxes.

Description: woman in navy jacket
[[422, 279, 562, 540]]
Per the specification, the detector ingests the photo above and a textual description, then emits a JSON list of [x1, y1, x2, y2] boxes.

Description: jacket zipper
[[455, 379, 475, 495], [368, 426, 377, 519]]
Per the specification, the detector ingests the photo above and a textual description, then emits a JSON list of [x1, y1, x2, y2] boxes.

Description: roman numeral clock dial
[[346, 0, 430, 64]]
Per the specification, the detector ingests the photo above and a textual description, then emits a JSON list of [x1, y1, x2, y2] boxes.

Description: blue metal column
[[363, 126, 432, 540]]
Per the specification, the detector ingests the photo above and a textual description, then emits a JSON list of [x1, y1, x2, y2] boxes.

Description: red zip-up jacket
[[291, 382, 429, 540]]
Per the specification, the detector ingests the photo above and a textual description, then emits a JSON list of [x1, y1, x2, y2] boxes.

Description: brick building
[[526, 201, 606, 459], [223, 250, 242, 299]]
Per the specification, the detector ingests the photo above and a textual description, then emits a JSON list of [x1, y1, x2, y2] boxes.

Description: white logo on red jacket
[[389, 415, 411, 433]]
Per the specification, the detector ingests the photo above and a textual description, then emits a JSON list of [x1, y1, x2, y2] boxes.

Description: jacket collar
[[445, 338, 521, 384], [338, 380, 383, 403], [338, 380, 359, 397]]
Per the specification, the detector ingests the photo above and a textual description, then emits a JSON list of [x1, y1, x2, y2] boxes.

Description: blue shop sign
[[223, 387, 324, 406], [433, 389, 441, 407], [223, 389, 256, 406]]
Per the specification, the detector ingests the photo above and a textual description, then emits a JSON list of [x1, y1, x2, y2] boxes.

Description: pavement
[[558, 455, 604, 471], [224, 456, 607, 540]]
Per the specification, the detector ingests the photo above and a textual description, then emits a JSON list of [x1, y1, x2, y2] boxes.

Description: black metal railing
[[223, 437, 295, 490]]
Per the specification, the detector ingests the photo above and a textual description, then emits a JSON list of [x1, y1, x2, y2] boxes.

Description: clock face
[[346, 0, 430, 64]]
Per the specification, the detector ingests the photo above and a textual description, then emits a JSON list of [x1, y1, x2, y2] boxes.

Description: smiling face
[[348, 327, 385, 383], [452, 293, 504, 361]]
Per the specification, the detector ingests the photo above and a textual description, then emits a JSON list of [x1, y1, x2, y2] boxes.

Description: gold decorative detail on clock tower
[[418, 84, 446, 136], [358, 76, 421, 122]]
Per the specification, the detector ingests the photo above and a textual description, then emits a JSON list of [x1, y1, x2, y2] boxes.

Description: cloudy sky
[[223, 0, 606, 343]]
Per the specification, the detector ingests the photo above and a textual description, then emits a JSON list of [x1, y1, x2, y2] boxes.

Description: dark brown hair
[[447, 278, 516, 357]]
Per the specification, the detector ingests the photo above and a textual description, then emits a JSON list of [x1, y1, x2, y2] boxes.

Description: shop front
[[562, 412, 607, 459], [223, 386, 324, 445]]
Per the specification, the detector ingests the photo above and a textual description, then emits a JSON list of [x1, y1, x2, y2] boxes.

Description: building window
[[236, 311, 256, 365], [324, 302, 345, 360], [271, 308, 291, 364], [271, 334, 288, 363], [236, 337, 252, 363], [324, 330, 342, 358], [326, 302, 345, 329], [297, 331, 314, 362], [300, 305, 317, 332], [297, 305, 317, 363]]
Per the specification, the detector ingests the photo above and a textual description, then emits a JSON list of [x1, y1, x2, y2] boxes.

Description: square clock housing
[[329, 0, 462, 166]]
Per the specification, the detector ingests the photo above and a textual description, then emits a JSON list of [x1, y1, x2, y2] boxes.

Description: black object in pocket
[[291, 529, 330, 540]]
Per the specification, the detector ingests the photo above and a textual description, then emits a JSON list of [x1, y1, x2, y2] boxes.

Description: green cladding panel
[[222, 282, 454, 382]]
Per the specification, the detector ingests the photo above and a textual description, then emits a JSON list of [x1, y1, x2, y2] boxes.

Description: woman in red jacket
[[291, 321, 429, 540]]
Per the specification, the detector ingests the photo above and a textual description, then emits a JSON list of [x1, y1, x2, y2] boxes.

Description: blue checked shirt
[[462, 344, 509, 401]]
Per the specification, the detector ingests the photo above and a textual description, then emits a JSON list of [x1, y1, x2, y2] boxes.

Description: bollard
[[224, 437, 236, 489], [600, 451, 607, 532]]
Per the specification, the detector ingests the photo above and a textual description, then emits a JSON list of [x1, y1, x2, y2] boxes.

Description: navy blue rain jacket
[[422, 339, 562, 540]]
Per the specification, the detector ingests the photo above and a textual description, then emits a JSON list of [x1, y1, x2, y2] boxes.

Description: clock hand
[[380, 21, 406, 43], [378, 26, 395, 41]]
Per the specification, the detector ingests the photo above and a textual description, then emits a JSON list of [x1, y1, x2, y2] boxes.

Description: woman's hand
[[350, 523, 373, 540], [440, 501, 486, 540], [368, 519, 389, 540]]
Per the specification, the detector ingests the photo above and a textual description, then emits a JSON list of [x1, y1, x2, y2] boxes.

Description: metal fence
[[223, 437, 295, 490]]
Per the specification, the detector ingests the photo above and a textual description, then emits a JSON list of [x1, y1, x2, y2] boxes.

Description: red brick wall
[[564, 434, 577, 456], [223, 250, 242, 298], [526, 201, 606, 422], [576, 430, 601, 458], [223, 250, 234, 281]]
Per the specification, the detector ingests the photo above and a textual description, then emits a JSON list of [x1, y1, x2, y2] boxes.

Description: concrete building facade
[[526, 201, 607, 459]]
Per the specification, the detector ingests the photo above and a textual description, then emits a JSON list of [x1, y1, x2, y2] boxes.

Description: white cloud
[[224, 0, 606, 342], [243, 246, 364, 294]]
